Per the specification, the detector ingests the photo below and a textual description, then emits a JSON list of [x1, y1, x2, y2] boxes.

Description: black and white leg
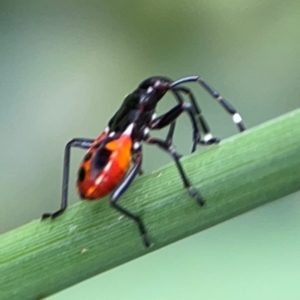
[[172, 87, 220, 145], [145, 127, 205, 207], [141, 83, 202, 152], [170, 76, 246, 131], [110, 146, 151, 247], [132, 154, 143, 175], [42, 138, 94, 220], [149, 97, 202, 152]]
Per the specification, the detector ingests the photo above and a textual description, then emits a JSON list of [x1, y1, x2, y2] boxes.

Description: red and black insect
[[42, 76, 246, 247]]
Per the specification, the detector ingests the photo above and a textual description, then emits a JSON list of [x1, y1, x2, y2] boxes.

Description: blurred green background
[[1, 1, 300, 299]]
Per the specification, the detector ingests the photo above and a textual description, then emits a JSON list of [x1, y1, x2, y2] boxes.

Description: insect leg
[[149, 101, 200, 153], [173, 87, 220, 145], [42, 138, 94, 220], [132, 154, 143, 175], [145, 132, 205, 207], [110, 147, 151, 247], [170, 76, 246, 131]]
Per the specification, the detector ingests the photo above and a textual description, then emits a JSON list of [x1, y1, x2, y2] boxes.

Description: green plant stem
[[1, 109, 300, 300]]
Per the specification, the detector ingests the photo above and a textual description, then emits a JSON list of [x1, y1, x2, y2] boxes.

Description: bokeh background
[[1, 1, 300, 299]]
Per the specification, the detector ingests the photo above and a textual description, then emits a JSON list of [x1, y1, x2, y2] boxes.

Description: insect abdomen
[[77, 132, 132, 200]]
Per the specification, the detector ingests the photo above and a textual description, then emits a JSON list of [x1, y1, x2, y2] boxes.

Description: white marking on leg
[[133, 141, 141, 150], [143, 127, 150, 136], [233, 113, 242, 124], [204, 133, 213, 142]]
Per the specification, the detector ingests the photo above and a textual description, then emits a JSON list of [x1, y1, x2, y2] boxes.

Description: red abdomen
[[76, 131, 132, 200]]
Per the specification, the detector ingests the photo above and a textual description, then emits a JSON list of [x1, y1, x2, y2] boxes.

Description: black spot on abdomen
[[93, 147, 112, 171], [83, 152, 93, 162], [77, 167, 86, 182]]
